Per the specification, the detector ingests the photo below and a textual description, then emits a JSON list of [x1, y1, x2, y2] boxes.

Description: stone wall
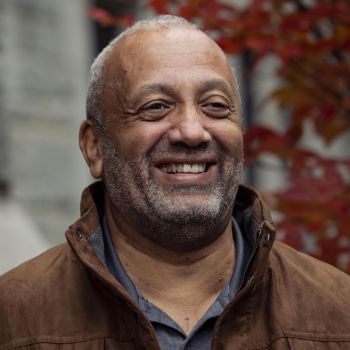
[[0, 0, 92, 269]]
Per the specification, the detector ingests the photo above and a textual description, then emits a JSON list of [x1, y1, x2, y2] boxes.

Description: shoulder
[[0, 243, 77, 314], [0, 244, 81, 346], [0, 243, 72, 294], [267, 241, 350, 338], [270, 240, 350, 293]]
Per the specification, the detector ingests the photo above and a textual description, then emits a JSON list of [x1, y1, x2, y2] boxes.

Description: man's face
[[100, 28, 243, 251]]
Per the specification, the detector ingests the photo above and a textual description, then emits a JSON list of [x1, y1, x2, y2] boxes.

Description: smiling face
[[99, 27, 243, 251]]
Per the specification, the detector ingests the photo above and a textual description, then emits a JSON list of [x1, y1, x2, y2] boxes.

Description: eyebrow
[[130, 84, 178, 105], [196, 79, 234, 100]]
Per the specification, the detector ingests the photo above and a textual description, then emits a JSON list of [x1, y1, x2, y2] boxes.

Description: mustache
[[146, 142, 223, 161]]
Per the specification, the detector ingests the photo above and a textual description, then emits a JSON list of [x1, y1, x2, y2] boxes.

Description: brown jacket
[[1, 183, 350, 349]]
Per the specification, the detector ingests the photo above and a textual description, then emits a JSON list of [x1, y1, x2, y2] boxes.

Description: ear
[[79, 120, 103, 179]]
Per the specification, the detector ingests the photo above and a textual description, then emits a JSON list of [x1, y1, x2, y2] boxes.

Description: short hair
[[86, 15, 198, 131]]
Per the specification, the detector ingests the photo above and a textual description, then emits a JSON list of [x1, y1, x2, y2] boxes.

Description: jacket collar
[[66, 181, 276, 348], [70, 181, 275, 293]]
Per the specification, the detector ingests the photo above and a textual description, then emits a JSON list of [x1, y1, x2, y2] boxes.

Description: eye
[[139, 101, 172, 121], [201, 97, 232, 118]]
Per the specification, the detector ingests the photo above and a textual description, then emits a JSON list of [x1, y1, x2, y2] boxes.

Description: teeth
[[161, 163, 206, 174]]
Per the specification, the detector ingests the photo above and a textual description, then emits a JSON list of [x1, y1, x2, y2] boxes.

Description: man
[[1, 15, 350, 350]]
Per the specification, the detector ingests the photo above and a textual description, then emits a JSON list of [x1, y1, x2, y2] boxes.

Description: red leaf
[[245, 35, 275, 55], [86, 7, 114, 26], [216, 36, 243, 53], [148, 0, 169, 14], [277, 43, 303, 61], [86, 7, 134, 27]]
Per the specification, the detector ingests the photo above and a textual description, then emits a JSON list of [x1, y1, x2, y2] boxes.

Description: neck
[[105, 203, 235, 335]]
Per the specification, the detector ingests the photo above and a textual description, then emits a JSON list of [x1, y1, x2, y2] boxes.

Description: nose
[[168, 108, 212, 147]]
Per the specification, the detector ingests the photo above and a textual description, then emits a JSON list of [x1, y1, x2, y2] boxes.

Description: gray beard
[[102, 137, 243, 251]]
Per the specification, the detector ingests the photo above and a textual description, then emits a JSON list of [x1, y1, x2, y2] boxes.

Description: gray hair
[[86, 15, 198, 131], [86, 15, 241, 130]]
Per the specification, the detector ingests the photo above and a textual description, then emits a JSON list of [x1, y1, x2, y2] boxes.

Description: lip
[[152, 157, 217, 185]]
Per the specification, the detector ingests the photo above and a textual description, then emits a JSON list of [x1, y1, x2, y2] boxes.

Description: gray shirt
[[91, 216, 251, 350]]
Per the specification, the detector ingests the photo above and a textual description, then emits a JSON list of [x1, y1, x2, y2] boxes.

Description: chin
[[146, 217, 229, 252]]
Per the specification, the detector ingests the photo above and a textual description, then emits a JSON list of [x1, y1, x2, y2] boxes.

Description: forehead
[[104, 27, 235, 94], [119, 27, 226, 65]]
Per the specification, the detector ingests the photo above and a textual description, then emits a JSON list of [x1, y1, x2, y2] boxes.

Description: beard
[[102, 136, 243, 252]]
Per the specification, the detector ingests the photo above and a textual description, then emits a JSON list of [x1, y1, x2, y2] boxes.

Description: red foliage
[[149, 0, 350, 274], [89, 0, 350, 273], [86, 7, 134, 27]]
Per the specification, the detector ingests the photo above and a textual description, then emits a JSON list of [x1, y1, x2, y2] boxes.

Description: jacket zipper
[[211, 225, 265, 350], [237, 224, 263, 293]]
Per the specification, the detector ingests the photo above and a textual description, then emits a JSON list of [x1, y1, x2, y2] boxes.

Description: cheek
[[213, 124, 243, 158], [114, 122, 169, 161]]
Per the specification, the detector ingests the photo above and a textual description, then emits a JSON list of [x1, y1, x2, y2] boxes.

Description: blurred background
[[1, 0, 349, 274]]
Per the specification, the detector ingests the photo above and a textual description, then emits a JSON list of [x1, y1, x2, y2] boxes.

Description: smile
[[161, 163, 206, 174], [153, 160, 217, 185]]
